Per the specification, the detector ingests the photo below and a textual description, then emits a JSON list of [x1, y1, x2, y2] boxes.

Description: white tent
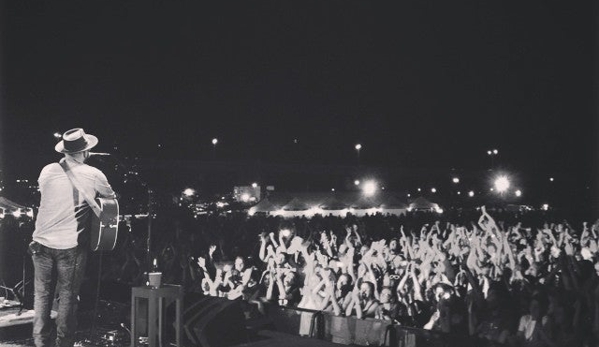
[[248, 191, 408, 218], [408, 196, 442, 212]]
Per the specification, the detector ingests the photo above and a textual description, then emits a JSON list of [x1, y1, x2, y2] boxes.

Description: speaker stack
[[179, 294, 248, 347]]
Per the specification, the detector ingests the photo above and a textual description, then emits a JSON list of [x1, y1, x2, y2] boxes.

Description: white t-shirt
[[32, 158, 115, 249]]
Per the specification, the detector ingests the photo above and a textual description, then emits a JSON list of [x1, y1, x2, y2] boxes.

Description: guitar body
[[90, 197, 120, 251]]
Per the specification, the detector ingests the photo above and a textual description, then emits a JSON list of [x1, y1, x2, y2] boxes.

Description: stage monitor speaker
[[181, 296, 247, 347]]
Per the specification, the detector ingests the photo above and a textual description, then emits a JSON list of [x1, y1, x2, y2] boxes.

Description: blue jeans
[[32, 244, 87, 347]]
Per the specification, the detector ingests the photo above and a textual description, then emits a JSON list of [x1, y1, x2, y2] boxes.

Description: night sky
[[1, 1, 597, 187]]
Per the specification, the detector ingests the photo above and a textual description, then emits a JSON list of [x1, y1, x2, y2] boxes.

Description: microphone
[[89, 152, 111, 156]]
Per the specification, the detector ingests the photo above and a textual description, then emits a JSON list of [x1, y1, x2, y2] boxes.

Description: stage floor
[[0, 300, 352, 347], [0, 300, 130, 347]]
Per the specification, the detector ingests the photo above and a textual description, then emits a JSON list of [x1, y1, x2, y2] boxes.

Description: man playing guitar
[[30, 128, 116, 347]]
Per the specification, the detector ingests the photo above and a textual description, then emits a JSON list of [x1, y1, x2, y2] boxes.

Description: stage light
[[452, 177, 460, 184], [549, 177, 554, 182], [468, 191, 475, 197], [515, 190, 522, 197], [494, 176, 510, 193], [252, 182, 258, 188], [431, 188, 436, 193], [212, 138, 218, 145], [354, 180, 360, 186], [355, 144, 362, 150], [362, 180, 377, 196], [183, 188, 195, 197], [241, 193, 250, 202]]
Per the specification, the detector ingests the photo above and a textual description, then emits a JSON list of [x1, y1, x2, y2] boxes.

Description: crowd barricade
[[263, 304, 322, 337], [260, 302, 480, 347]]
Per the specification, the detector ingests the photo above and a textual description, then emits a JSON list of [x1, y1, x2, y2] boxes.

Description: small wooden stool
[[131, 284, 183, 347]]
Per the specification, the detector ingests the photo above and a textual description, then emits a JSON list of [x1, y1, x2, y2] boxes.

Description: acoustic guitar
[[89, 197, 120, 252]]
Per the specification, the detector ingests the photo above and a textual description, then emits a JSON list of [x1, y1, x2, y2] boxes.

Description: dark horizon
[[1, 0, 598, 207]]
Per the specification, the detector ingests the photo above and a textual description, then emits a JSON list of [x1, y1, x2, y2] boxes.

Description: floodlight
[[494, 176, 510, 193], [363, 180, 377, 196]]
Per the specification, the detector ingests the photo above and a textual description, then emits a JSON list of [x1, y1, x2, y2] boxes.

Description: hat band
[[63, 137, 88, 152]]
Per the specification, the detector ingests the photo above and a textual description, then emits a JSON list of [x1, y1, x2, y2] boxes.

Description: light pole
[[355, 143, 362, 165], [212, 138, 218, 159], [487, 149, 498, 169]]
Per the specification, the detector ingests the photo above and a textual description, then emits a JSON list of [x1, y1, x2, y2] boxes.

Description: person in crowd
[[343, 281, 380, 319]]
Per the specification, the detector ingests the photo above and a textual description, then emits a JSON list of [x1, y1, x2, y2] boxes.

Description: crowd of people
[[3, 204, 598, 347], [102, 206, 597, 347]]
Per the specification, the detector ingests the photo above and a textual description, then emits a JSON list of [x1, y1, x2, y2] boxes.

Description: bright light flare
[[494, 176, 510, 193], [515, 190, 522, 197], [241, 193, 251, 202], [355, 144, 362, 150], [452, 177, 460, 184], [212, 138, 218, 145], [362, 181, 377, 196], [183, 188, 195, 197], [468, 191, 475, 197]]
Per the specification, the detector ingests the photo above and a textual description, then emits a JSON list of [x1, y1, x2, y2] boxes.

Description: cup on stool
[[148, 272, 162, 288]]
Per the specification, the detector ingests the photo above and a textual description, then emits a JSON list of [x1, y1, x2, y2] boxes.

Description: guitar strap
[[59, 160, 103, 218]]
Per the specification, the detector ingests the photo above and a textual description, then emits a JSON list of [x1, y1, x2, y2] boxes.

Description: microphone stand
[[90, 154, 156, 278]]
